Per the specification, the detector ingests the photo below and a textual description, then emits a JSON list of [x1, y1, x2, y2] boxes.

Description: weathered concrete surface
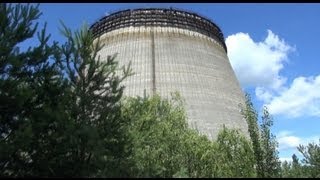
[[96, 26, 248, 139]]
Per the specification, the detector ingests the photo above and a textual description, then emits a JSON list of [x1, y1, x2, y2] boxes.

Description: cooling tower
[[90, 8, 248, 139]]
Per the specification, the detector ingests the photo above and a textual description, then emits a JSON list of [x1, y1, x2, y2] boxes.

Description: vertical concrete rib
[[92, 9, 248, 140], [151, 27, 156, 95]]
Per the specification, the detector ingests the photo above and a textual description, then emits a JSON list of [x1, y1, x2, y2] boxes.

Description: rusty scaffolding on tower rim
[[89, 8, 227, 53]]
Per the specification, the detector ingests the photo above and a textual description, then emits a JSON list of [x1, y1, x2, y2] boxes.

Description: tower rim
[[89, 8, 227, 53]]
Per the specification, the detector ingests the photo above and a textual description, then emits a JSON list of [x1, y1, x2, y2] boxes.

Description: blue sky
[[29, 3, 320, 162]]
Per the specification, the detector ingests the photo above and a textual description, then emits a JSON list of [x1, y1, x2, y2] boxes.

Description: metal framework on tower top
[[89, 8, 228, 53]]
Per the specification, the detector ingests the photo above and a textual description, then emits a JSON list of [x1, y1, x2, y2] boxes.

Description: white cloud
[[255, 87, 273, 102], [266, 75, 320, 118], [226, 30, 293, 91], [226, 30, 320, 118], [279, 157, 293, 163], [276, 130, 320, 151], [226, 30, 320, 162], [276, 131, 319, 163], [277, 131, 301, 150]]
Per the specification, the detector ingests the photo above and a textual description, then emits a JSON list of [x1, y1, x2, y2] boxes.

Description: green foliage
[[242, 93, 281, 177], [215, 127, 256, 177], [298, 139, 320, 177], [280, 154, 310, 178], [281, 160, 292, 177], [0, 3, 68, 176], [0, 3, 131, 177], [181, 127, 216, 178], [122, 93, 189, 177], [242, 93, 264, 177], [259, 107, 281, 177], [122, 93, 256, 178], [291, 154, 308, 177], [59, 21, 133, 177]]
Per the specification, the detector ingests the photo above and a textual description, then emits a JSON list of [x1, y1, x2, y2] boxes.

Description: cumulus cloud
[[226, 30, 320, 118], [276, 130, 320, 151], [277, 131, 302, 150], [266, 75, 320, 117], [276, 131, 319, 163], [226, 30, 320, 161], [226, 30, 293, 90], [255, 87, 273, 102]]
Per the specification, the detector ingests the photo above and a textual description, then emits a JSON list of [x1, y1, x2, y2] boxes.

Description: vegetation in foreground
[[1, 3, 319, 177]]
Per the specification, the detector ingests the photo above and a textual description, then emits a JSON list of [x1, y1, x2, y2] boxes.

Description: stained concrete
[[96, 26, 248, 139]]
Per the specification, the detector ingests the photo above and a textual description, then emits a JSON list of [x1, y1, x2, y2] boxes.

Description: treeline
[[0, 3, 319, 177]]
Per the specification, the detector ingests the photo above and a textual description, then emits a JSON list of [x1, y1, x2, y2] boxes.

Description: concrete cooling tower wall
[[90, 8, 248, 139]]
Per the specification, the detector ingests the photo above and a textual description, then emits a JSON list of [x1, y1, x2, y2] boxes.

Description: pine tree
[[280, 160, 291, 177], [0, 3, 70, 176], [298, 139, 320, 177], [56, 22, 133, 177], [0, 3, 132, 177]]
